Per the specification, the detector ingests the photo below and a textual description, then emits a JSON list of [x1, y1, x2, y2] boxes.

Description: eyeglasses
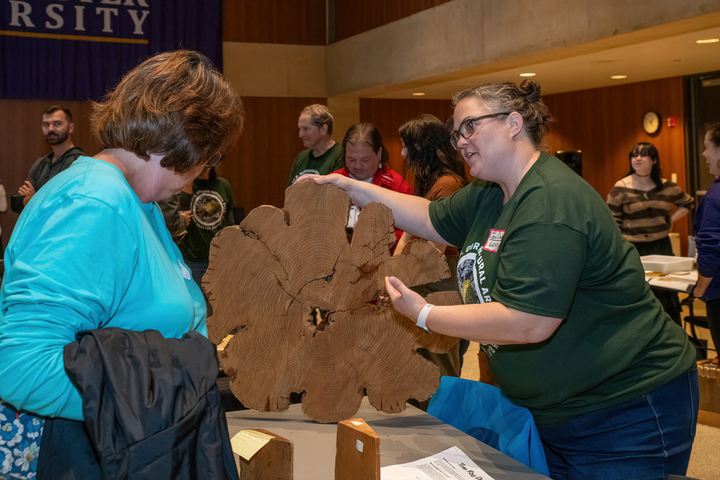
[[450, 112, 511, 149], [202, 152, 224, 172]]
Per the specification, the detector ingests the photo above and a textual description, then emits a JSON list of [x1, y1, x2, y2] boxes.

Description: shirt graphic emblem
[[191, 190, 226, 230]]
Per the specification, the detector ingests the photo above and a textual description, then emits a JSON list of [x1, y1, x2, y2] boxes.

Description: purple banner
[[0, 0, 222, 100]]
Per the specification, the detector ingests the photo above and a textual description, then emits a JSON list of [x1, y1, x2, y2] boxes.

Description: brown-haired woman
[[303, 79, 698, 479], [395, 114, 470, 391], [0, 50, 243, 477], [395, 113, 468, 255]]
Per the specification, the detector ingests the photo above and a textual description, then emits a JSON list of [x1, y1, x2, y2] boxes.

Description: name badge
[[483, 229, 505, 253]]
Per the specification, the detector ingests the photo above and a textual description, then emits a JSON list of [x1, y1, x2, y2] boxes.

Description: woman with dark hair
[[396, 114, 468, 255], [0, 50, 243, 477], [331, 122, 412, 243], [607, 142, 694, 325], [693, 122, 720, 362], [395, 114, 470, 389], [303, 79, 698, 479]]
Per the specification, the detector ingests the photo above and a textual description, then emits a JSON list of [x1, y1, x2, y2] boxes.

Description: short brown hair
[[43, 105, 73, 123], [300, 104, 334, 135], [91, 50, 244, 173]]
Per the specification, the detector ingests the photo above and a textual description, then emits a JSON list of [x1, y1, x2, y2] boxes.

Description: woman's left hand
[[385, 276, 426, 322]]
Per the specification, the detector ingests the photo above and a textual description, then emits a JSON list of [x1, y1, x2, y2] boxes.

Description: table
[[226, 398, 550, 480], [645, 270, 697, 293]]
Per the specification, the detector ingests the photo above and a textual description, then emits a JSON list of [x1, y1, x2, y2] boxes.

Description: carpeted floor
[[687, 423, 720, 479]]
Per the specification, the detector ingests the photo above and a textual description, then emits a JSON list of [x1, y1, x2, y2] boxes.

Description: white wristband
[[416, 303, 434, 333]]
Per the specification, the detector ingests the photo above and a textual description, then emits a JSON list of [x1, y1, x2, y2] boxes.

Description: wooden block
[[335, 418, 380, 480], [238, 428, 293, 480]]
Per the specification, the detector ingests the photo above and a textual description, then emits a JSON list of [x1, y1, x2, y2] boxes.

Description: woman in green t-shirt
[[300, 79, 698, 480]]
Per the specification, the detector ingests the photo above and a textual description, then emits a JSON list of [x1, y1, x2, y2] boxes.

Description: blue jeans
[[538, 367, 698, 480]]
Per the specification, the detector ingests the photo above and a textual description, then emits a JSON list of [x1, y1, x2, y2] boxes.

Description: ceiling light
[[519, 73, 536, 77], [412, 92, 425, 96], [611, 75, 627, 79], [696, 38, 719, 44]]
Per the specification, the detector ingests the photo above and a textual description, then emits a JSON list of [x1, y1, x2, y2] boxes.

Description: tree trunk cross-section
[[205, 182, 461, 423]]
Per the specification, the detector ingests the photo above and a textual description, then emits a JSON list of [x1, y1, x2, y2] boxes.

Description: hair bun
[[519, 79, 542, 103]]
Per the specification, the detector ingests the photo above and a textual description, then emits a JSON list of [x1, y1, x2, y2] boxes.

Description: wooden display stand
[[238, 429, 293, 480], [335, 418, 380, 480]]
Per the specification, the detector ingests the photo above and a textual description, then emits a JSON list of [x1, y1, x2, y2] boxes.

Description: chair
[[427, 376, 549, 476], [681, 294, 714, 360]]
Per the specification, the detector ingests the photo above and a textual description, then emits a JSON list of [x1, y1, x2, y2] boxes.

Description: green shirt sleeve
[[493, 222, 587, 318], [287, 151, 306, 187], [429, 179, 503, 248]]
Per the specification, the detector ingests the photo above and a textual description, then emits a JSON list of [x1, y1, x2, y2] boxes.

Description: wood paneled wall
[[222, 0, 453, 46], [543, 76, 689, 253], [0, 99, 102, 245], [0, 97, 317, 240], [359, 98, 456, 178], [223, 0, 326, 45], [0, 83, 691, 256], [217, 97, 325, 213], [332, 0, 453, 42]]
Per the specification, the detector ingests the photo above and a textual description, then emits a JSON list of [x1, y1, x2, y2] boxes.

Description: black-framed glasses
[[202, 152, 224, 172], [450, 112, 511, 149]]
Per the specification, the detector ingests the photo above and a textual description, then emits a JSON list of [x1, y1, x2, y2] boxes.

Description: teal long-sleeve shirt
[[0, 157, 207, 421]]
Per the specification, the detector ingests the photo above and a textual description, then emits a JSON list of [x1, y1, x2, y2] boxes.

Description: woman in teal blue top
[[302, 79, 698, 480], [0, 51, 243, 476]]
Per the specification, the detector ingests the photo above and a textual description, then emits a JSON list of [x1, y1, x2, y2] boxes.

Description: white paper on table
[[646, 270, 697, 293], [380, 446, 495, 480], [230, 429, 273, 461]]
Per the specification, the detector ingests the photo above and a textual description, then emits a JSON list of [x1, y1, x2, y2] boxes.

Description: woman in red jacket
[[332, 122, 412, 244]]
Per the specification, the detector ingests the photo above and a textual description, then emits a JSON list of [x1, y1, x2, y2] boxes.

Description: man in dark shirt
[[11, 105, 84, 213]]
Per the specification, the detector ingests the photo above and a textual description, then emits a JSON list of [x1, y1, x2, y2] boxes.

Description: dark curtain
[[0, 0, 223, 100]]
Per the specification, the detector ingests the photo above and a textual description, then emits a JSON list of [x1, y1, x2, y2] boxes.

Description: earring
[[379, 162, 382, 169]]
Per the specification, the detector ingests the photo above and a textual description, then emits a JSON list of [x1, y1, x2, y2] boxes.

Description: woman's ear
[[506, 112, 524, 137]]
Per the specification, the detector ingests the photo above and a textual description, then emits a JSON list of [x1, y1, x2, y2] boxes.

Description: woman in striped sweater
[[607, 142, 694, 325]]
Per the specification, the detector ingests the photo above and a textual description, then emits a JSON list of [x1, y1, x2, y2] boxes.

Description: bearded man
[[11, 106, 84, 213]]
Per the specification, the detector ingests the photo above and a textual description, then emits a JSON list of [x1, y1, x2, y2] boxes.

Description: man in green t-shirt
[[287, 104, 344, 186]]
